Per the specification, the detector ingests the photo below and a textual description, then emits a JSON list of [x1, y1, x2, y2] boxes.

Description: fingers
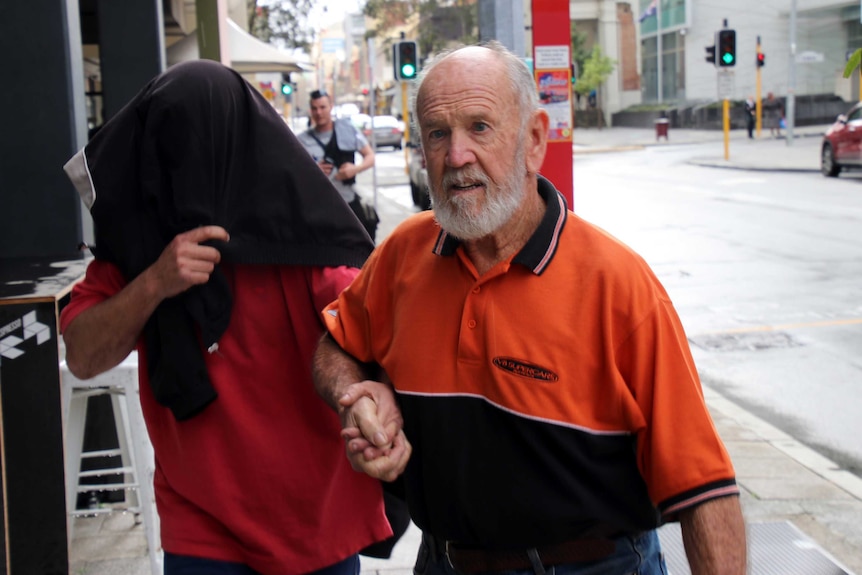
[[344, 429, 412, 482], [150, 226, 230, 299], [351, 396, 391, 448]]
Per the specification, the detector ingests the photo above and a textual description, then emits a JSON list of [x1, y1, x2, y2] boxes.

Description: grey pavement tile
[[70, 530, 148, 563], [733, 453, 816, 478], [742, 474, 856, 501], [723, 440, 789, 461]]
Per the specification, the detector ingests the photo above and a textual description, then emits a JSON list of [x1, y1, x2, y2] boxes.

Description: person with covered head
[[60, 60, 393, 575], [312, 41, 747, 575]]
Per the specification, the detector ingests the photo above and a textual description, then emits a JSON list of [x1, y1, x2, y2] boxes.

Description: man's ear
[[525, 109, 550, 174]]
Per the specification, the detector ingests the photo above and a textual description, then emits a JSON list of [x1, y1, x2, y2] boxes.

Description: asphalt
[[69, 123, 862, 575]]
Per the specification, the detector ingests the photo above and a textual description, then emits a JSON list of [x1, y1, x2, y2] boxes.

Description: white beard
[[431, 145, 527, 240]]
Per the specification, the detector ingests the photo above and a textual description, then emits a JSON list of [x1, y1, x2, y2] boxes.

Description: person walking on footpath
[[60, 60, 393, 575], [764, 92, 783, 138], [298, 90, 378, 241], [312, 41, 748, 575], [744, 95, 756, 139]]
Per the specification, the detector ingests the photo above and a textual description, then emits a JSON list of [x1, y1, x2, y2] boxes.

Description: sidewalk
[[573, 124, 828, 173]]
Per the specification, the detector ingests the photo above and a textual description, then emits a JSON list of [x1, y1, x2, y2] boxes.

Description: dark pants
[[414, 531, 667, 575]]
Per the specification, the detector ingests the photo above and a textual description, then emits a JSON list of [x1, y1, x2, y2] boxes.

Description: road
[[361, 143, 862, 478]]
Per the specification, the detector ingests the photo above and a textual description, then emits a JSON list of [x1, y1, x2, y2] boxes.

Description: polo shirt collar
[[431, 175, 568, 275]]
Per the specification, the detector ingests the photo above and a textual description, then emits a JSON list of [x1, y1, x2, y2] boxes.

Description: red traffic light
[[757, 52, 766, 68]]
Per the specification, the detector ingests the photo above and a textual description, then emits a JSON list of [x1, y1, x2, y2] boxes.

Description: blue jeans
[[414, 531, 667, 575], [164, 551, 361, 575]]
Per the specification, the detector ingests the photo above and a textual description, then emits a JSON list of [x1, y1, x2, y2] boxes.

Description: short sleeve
[[60, 260, 127, 333]]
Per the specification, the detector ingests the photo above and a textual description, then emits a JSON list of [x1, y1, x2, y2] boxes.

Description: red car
[[821, 101, 862, 177]]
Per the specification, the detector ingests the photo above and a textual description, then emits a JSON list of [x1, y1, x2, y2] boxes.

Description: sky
[[309, 0, 363, 30]]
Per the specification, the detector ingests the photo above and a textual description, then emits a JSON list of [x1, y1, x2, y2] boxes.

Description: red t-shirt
[[61, 260, 391, 574]]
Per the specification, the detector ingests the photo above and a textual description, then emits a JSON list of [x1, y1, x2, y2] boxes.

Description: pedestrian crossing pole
[[402, 81, 410, 174], [756, 36, 762, 138], [723, 99, 730, 160]]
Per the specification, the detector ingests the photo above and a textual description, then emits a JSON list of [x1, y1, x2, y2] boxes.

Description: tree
[[248, 0, 315, 52], [362, 0, 477, 62], [573, 45, 615, 128], [845, 48, 862, 80], [569, 21, 589, 87]]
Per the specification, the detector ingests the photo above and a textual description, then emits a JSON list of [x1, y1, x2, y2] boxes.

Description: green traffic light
[[722, 53, 734, 65], [401, 64, 416, 78], [281, 84, 293, 95]]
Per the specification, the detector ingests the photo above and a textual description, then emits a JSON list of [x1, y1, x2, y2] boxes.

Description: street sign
[[717, 69, 734, 99], [796, 51, 824, 63]]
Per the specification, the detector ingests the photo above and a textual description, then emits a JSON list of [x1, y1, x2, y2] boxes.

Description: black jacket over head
[[65, 60, 374, 420]]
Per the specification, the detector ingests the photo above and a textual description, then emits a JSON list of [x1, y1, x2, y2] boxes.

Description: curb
[[686, 159, 821, 173]]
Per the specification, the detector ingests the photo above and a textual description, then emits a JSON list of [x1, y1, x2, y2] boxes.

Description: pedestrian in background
[[312, 41, 747, 575], [298, 90, 378, 241], [764, 92, 783, 138], [744, 95, 756, 139], [61, 60, 392, 575]]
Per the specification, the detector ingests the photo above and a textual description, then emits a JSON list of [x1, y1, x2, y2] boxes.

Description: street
[[361, 141, 862, 479]]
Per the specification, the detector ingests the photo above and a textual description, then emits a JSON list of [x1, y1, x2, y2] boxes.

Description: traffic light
[[717, 29, 736, 67], [394, 40, 418, 81], [281, 73, 293, 97], [757, 52, 766, 68], [705, 45, 716, 65]]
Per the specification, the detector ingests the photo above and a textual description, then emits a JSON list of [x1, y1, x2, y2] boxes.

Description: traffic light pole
[[723, 99, 730, 160], [756, 37, 762, 138], [402, 81, 410, 174]]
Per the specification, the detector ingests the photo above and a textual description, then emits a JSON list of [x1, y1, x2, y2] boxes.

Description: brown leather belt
[[425, 534, 617, 574]]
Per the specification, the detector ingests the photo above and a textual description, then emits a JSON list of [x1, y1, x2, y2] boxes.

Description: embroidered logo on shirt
[[492, 357, 559, 382]]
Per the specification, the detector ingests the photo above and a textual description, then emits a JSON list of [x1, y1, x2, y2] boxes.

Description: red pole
[[532, 0, 574, 207]]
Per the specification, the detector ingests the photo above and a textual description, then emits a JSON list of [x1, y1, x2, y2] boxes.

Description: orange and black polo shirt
[[323, 177, 738, 547]]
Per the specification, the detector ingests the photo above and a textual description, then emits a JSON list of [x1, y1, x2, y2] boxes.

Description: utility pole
[[787, 0, 797, 145], [756, 36, 763, 138]]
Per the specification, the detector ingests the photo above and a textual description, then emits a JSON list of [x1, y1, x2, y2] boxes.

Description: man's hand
[[336, 380, 411, 481], [335, 162, 358, 181], [146, 226, 229, 300], [63, 225, 230, 380]]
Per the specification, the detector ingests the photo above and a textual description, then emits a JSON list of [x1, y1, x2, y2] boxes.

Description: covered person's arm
[[63, 226, 230, 380], [680, 496, 747, 575], [312, 333, 411, 482]]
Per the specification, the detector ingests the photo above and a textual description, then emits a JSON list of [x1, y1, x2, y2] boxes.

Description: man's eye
[[428, 129, 445, 140], [473, 122, 489, 132]]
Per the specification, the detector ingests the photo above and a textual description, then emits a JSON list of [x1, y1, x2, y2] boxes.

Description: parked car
[[821, 101, 862, 177], [407, 135, 430, 210], [359, 115, 404, 150]]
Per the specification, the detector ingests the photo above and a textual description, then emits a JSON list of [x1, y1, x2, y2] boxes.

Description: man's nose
[[445, 133, 476, 169]]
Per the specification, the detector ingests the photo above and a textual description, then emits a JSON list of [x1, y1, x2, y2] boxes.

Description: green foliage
[[573, 45, 615, 95], [844, 48, 862, 79], [362, 0, 477, 61], [569, 22, 589, 81], [248, 0, 315, 52]]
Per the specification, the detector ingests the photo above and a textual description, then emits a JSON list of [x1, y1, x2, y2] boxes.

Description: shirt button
[[472, 286, 481, 294], [468, 320, 477, 329]]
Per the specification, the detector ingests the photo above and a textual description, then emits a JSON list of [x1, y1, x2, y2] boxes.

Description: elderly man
[[312, 42, 747, 575]]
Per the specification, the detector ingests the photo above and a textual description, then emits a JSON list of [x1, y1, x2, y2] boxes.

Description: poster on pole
[[534, 45, 572, 143]]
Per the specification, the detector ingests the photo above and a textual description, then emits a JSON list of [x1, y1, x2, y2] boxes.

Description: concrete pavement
[[573, 124, 829, 173], [69, 124, 862, 575]]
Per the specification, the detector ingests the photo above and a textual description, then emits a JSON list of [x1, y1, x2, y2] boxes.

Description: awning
[[167, 18, 312, 74]]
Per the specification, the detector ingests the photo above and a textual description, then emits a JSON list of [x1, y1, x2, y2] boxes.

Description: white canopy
[[167, 18, 311, 74]]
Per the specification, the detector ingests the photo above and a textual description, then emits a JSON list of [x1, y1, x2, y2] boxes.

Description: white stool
[[60, 351, 162, 575]]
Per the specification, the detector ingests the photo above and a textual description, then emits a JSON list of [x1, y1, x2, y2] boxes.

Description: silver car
[[361, 115, 404, 150], [407, 135, 430, 210]]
